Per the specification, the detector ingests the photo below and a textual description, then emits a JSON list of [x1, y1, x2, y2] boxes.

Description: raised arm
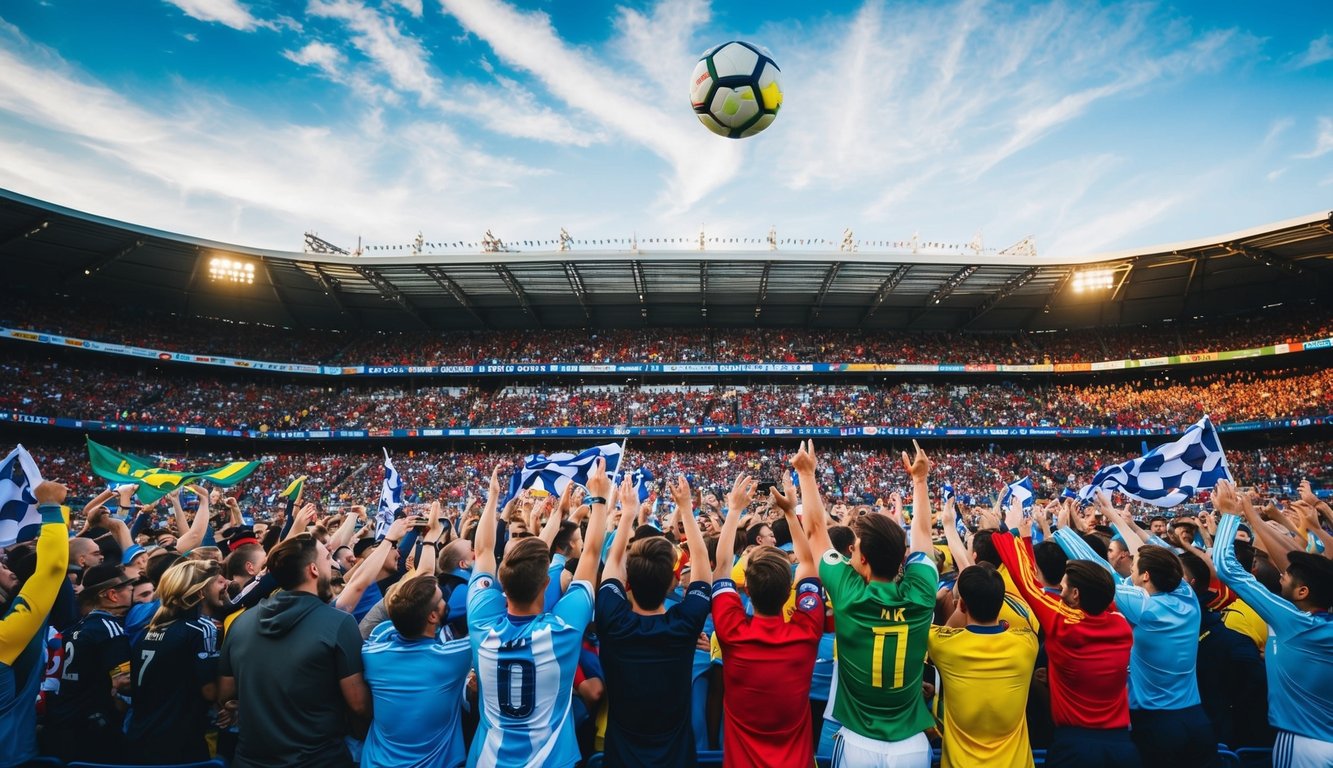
[[336, 517, 409, 613], [1240, 492, 1299, 572], [713, 475, 748, 582], [903, 440, 934, 558], [327, 508, 362, 552], [602, 472, 638, 584], [1292, 500, 1333, 558], [1095, 491, 1146, 555], [0, 482, 70, 666], [769, 476, 817, 581], [537, 493, 563, 548], [412, 500, 444, 576], [1212, 480, 1310, 633], [674, 475, 711, 586], [473, 465, 504, 576], [572, 458, 612, 586], [81, 488, 116, 520], [793, 440, 833, 556], [942, 496, 974, 571]]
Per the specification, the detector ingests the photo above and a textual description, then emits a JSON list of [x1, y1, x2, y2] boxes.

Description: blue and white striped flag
[[1000, 477, 1035, 511], [375, 448, 403, 540], [613, 466, 654, 503], [505, 443, 623, 505], [1078, 416, 1232, 507], [1, 445, 44, 547]]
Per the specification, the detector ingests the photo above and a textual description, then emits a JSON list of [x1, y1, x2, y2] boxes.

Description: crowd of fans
[[6, 352, 1333, 432], [3, 438, 1331, 767], [3, 296, 1331, 367], [23, 439, 1333, 515]]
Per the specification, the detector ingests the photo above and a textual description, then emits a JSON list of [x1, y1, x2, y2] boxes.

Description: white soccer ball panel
[[738, 112, 776, 138], [695, 112, 732, 138], [708, 84, 760, 129], [710, 41, 759, 78], [689, 59, 714, 107]]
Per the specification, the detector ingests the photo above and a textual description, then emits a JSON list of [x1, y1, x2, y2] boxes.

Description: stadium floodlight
[[209, 257, 255, 284], [1072, 268, 1115, 293]]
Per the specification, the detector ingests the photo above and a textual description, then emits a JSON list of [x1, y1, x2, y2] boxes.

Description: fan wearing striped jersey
[[467, 459, 612, 768]]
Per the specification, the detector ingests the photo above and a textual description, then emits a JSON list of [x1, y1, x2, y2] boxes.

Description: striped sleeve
[[994, 529, 1081, 632], [1213, 513, 1310, 637]]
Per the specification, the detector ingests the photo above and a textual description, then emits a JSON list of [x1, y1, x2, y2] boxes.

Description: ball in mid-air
[[689, 41, 782, 139]]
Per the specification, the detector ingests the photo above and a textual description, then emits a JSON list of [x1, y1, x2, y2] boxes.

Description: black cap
[[79, 563, 134, 600]]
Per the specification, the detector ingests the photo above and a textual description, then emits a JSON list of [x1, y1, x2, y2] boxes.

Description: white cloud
[[1293, 33, 1333, 69], [0, 20, 547, 249], [182, 32, 199, 42], [162, 0, 272, 31], [1296, 116, 1333, 159], [436, 0, 737, 211], [283, 40, 344, 76]]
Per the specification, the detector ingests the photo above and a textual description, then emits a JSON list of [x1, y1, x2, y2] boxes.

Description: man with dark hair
[[217, 534, 371, 768], [994, 521, 1137, 768], [1056, 502, 1212, 768], [961, 529, 1037, 633], [43, 561, 136, 762], [468, 462, 610, 767], [801, 440, 938, 767], [597, 472, 712, 766], [1213, 480, 1333, 765], [929, 564, 1038, 767], [1149, 516, 1169, 538], [362, 573, 471, 768], [1032, 541, 1067, 592], [711, 474, 823, 766]]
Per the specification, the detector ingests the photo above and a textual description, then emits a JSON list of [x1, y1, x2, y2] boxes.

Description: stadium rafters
[[2, 188, 1331, 334]]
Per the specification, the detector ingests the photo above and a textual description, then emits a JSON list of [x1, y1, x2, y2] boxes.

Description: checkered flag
[[1078, 416, 1232, 507], [504, 443, 624, 506], [1000, 477, 1035, 511]]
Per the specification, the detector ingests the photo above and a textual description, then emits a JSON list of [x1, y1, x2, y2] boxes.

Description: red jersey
[[995, 532, 1133, 730], [712, 576, 824, 768]]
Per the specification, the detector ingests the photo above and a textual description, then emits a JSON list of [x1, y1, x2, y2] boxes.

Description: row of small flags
[[360, 239, 1000, 251]]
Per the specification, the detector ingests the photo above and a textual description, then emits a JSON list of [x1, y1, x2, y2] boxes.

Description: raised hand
[[585, 457, 612, 501], [33, 480, 68, 506], [726, 473, 758, 515], [670, 475, 693, 514], [901, 440, 930, 482], [1213, 479, 1240, 516], [791, 439, 817, 475]]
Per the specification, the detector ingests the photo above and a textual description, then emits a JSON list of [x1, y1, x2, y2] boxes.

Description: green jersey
[[820, 548, 939, 743]]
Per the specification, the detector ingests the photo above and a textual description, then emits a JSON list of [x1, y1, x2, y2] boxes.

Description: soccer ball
[[689, 41, 782, 139]]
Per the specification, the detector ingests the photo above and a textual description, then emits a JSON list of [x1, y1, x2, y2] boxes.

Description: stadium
[[4, 2, 1333, 767], [3, 182, 1333, 767]]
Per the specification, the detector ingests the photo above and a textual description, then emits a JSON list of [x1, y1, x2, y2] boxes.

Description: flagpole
[[1206, 415, 1234, 482]]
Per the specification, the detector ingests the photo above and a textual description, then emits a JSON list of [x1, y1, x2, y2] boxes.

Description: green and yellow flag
[[280, 475, 307, 501], [86, 438, 261, 502]]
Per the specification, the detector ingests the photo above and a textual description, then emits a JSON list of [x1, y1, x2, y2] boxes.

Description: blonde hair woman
[[127, 560, 228, 764]]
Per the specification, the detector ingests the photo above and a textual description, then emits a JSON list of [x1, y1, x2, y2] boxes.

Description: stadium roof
[[3, 188, 1331, 333]]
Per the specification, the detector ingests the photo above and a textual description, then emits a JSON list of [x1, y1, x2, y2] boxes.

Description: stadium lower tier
[[4, 349, 1332, 434], [11, 433, 1332, 509]]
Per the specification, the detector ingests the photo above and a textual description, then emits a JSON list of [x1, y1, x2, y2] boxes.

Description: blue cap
[[121, 544, 146, 566]]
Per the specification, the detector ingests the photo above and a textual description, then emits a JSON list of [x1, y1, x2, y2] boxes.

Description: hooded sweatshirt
[[218, 590, 365, 768]]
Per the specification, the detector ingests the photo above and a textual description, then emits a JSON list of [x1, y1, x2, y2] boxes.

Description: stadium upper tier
[[24, 440, 1333, 509], [3, 187, 1332, 333], [2, 296, 1332, 377], [4, 350, 1332, 440]]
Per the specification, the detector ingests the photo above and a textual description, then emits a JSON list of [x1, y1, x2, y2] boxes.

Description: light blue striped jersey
[[1214, 514, 1333, 742], [1054, 528, 1202, 710], [362, 621, 471, 768], [467, 571, 593, 768]]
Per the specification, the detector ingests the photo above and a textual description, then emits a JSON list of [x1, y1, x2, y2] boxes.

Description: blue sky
[[0, 0, 1329, 257]]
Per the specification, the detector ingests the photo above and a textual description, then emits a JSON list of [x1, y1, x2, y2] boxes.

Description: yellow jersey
[[928, 625, 1038, 768], [1221, 598, 1268, 654]]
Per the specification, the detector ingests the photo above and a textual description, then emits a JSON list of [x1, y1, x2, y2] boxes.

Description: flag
[[504, 443, 623, 506], [375, 449, 403, 540], [614, 466, 654, 503], [86, 438, 259, 503], [1000, 477, 1035, 510], [279, 476, 306, 501], [1078, 416, 1232, 507], [0, 445, 43, 547], [943, 483, 968, 539]]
